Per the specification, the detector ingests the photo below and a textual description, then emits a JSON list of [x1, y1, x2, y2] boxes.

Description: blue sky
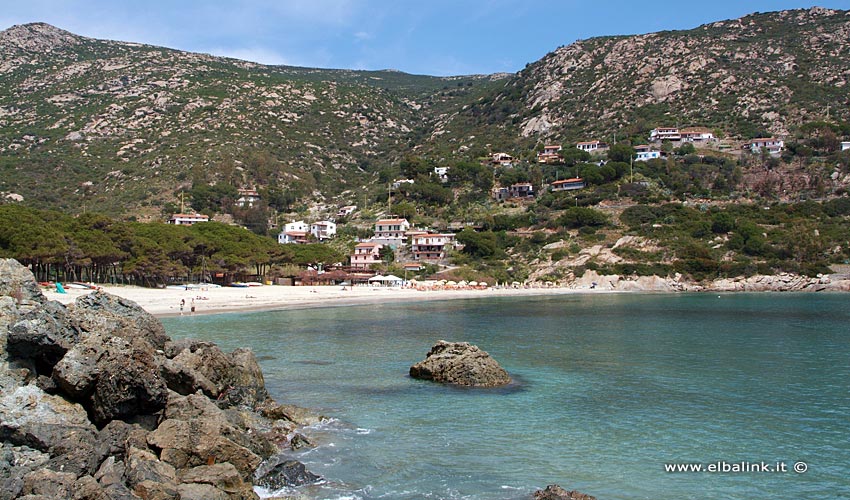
[[2, 1, 847, 76]]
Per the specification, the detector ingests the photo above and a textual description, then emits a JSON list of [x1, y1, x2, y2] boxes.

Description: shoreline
[[43, 284, 600, 318], [42, 273, 850, 318]]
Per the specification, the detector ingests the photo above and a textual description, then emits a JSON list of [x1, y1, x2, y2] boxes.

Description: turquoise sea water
[[162, 293, 850, 499]]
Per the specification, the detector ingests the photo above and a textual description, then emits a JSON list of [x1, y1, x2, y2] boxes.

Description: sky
[[2, 1, 848, 76]]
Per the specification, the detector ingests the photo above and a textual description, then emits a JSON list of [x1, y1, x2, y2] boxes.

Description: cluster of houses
[[351, 217, 459, 270]]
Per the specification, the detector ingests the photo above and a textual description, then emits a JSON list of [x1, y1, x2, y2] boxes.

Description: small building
[[374, 218, 411, 248], [841, 142, 850, 151], [745, 138, 784, 155], [679, 127, 714, 142], [278, 221, 310, 244], [649, 127, 681, 142], [278, 231, 309, 244], [350, 242, 384, 269], [434, 166, 449, 182], [392, 178, 415, 189], [576, 141, 609, 153], [550, 178, 586, 191], [336, 205, 357, 218], [491, 153, 515, 167], [411, 233, 456, 261], [634, 144, 652, 153], [537, 145, 563, 164], [168, 213, 209, 226], [235, 188, 260, 208], [403, 262, 423, 272], [635, 151, 662, 162], [508, 182, 535, 199], [310, 220, 337, 240]]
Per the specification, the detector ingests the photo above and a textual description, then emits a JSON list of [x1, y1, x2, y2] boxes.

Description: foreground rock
[[410, 340, 511, 387], [0, 259, 324, 500], [533, 484, 597, 500]]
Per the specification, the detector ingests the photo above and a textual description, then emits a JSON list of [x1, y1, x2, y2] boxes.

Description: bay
[[162, 293, 850, 499]]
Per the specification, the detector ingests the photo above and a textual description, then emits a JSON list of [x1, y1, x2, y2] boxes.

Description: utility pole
[[630, 155, 634, 183], [180, 192, 185, 213], [387, 183, 392, 214]]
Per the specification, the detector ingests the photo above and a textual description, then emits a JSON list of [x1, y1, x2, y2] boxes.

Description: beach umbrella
[[384, 275, 403, 282], [368, 275, 386, 282], [468, 281, 478, 287]]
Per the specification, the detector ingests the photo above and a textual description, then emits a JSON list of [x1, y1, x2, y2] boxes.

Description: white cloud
[[353, 31, 373, 41]]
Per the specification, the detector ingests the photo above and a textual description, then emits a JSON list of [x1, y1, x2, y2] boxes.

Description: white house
[[635, 151, 662, 162], [336, 205, 357, 218], [491, 153, 515, 167], [168, 213, 209, 226], [373, 218, 411, 248], [310, 220, 337, 240], [278, 220, 310, 244], [576, 141, 608, 152], [841, 141, 850, 151], [745, 138, 784, 155], [410, 233, 456, 261], [649, 127, 681, 142], [434, 166, 449, 182], [392, 179, 415, 189], [235, 188, 260, 208], [350, 242, 384, 269], [679, 127, 715, 142]]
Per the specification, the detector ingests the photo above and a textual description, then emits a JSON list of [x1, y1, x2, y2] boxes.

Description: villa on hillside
[[235, 188, 260, 208], [434, 166, 449, 182], [278, 220, 310, 244], [745, 138, 784, 155], [373, 218, 411, 248], [680, 127, 715, 142], [410, 233, 456, 261], [168, 213, 209, 226], [310, 220, 337, 241], [576, 141, 608, 153], [635, 151, 662, 162], [492, 182, 536, 201], [491, 153, 515, 167], [351, 242, 384, 269], [537, 145, 563, 164], [634, 144, 652, 153], [550, 178, 586, 191], [649, 127, 681, 142], [336, 205, 357, 218]]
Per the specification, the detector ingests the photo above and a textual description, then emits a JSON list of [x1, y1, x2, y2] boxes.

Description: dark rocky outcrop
[[0, 259, 324, 499], [410, 340, 511, 387], [533, 484, 597, 500], [255, 457, 322, 490]]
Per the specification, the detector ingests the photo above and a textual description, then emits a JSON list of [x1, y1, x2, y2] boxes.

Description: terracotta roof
[[284, 231, 307, 237], [170, 213, 208, 219], [355, 242, 382, 248], [376, 218, 409, 225], [552, 178, 584, 185]]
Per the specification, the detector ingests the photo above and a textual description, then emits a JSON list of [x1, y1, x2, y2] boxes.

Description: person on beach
[[179, 298, 185, 315], [190, 298, 195, 315]]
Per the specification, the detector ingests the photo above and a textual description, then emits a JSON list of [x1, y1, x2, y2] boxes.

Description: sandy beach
[[42, 283, 587, 317]]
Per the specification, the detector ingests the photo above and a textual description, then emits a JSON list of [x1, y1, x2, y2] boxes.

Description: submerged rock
[[409, 340, 511, 387], [533, 484, 597, 500]]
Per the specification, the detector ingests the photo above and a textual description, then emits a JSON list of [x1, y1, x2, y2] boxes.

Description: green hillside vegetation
[[2, 8, 850, 284]]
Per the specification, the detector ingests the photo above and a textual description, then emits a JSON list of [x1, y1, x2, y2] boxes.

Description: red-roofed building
[[168, 213, 209, 226], [373, 218, 411, 247], [550, 178, 586, 192], [411, 233, 456, 261]]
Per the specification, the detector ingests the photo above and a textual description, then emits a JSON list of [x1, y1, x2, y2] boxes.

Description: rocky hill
[[1, 7, 849, 216], [431, 7, 850, 154], [0, 23, 498, 216]]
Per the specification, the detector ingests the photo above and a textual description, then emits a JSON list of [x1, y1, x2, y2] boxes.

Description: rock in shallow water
[[409, 340, 511, 387], [533, 484, 597, 500]]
